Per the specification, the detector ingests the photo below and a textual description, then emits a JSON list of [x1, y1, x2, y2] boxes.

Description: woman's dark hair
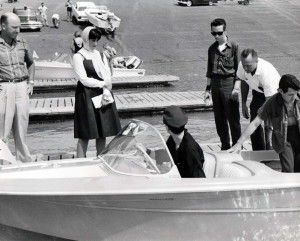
[[167, 124, 185, 134], [89, 28, 102, 41], [211, 18, 226, 31], [279, 74, 300, 93]]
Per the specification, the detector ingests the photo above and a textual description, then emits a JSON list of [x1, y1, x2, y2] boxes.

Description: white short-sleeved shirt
[[236, 58, 280, 97]]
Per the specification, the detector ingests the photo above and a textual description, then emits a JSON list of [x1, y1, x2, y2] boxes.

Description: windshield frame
[[100, 120, 177, 178]]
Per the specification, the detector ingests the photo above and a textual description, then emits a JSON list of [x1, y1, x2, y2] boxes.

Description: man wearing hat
[[163, 106, 206, 178]]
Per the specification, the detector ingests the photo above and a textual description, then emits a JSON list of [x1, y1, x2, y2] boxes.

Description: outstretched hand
[[227, 142, 243, 154]]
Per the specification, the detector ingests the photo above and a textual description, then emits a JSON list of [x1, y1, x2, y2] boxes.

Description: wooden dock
[[33, 75, 179, 92], [29, 91, 212, 119]]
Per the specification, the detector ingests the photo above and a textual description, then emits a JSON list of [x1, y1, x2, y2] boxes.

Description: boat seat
[[203, 153, 216, 178], [218, 163, 252, 178]]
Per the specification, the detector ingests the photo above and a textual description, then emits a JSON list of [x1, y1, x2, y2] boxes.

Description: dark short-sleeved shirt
[[166, 130, 206, 178], [258, 93, 300, 153], [0, 34, 33, 81], [206, 40, 240, 80]]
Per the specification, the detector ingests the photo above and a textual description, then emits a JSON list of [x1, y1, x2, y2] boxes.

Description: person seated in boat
[[229, 74, 300, 173], [163, 106, 206, 178], [71, 31, 83, 54]]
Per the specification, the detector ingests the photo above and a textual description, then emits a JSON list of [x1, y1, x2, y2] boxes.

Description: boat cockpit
[[0, 120, 282, 180]]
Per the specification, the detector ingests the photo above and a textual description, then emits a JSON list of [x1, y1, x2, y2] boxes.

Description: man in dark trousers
[[163, 106, 206, 178], [229, 74, 300, 173], [204, 18, 241, 150]]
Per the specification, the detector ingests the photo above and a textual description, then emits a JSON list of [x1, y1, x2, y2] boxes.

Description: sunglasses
[[211, 31, 224, 36]]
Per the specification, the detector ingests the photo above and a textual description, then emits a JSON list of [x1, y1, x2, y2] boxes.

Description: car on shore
[[178, 0, 218, 6], [72, 1, 97, 22], [12, 6, 43, 31]]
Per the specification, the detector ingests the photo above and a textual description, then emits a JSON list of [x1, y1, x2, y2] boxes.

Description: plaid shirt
[[0, 34, 33, 81], [206, 40, 240, 80]]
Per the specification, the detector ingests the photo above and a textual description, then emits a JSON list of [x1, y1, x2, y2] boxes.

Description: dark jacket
[[258, 93, 300, 153], [166, 130, 206, 178]]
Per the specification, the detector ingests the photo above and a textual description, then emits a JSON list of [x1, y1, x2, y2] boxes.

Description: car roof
[[75, 2, 96, 7]]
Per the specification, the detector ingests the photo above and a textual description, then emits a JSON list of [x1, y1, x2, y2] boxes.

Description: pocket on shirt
[[223, 56, 234, 68]]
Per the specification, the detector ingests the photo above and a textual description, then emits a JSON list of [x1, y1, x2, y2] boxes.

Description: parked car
[[178, 0, 218, 6], [12, 6, 43, 31], [72, 1, 97, 22]]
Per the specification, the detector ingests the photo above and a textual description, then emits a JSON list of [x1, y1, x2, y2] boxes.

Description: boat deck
[[29, 91, 212, 119], [33, 75, 179, 92]]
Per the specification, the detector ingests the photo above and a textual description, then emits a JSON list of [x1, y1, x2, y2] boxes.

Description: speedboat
[[85, 6, 121, 33], [0, 120, 299, 240], [34, 53, 146, 79]]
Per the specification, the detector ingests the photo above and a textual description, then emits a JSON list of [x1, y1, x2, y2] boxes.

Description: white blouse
[[73, 48, 111, 89]]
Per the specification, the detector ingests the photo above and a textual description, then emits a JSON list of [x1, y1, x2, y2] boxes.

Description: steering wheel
[[135, 143, 161, 174]]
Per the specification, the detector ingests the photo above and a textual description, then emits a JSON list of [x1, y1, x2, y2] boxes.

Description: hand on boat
[[227, 142, 242, 154]]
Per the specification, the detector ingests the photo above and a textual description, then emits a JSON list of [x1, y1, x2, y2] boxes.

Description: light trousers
[[0, 81, 31, 162]]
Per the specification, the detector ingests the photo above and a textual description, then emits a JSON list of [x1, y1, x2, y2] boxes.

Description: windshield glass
[[101, 120, 174, 176]]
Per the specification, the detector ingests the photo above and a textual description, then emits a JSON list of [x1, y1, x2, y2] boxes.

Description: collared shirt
[[236, 58, 280, 97], [258, 93, 300, 153], [166, 130, 206, 178], [206, 40, 240, 80], [0, 34, 33, 81]]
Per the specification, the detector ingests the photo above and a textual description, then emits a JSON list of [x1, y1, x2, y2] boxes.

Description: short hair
[[279, 74, 300, 93], [89, 28, 101, 41], [211, 18, 226, 31], [0, 14, 8, 25], [166, 124, 185, 135], [241, 48, 258, 60], [74, 30, 81, 37]]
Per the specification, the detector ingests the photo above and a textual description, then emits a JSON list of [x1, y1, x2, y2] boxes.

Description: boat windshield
[[101, 120, 174, 176]]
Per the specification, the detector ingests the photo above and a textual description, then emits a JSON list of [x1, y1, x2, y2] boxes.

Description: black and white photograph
[[0, 0, 299, 240]]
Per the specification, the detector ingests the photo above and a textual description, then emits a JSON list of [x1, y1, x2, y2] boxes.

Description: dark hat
[[163, 106, 188, 128]]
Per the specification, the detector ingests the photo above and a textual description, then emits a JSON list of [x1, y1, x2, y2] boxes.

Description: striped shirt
[[0, 35, 33, 81]]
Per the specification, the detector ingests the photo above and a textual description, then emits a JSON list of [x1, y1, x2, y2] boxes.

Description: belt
[[0, 77, 28, 83]]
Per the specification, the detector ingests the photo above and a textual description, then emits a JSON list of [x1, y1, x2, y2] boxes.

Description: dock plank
[[33, 75, 179, 92], [29, 91, 212, 118]]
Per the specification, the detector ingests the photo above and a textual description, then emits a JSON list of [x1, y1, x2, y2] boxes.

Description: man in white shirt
[[38, 2, 48, 27], [236, 48, 280, 150]]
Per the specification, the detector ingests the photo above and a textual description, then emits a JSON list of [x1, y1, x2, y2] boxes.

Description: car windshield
[[78, 7, 87, 11], [101, 120, 174, 176]]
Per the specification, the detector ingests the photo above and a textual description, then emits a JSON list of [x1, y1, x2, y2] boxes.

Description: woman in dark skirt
[[73, 27, 121, 157]]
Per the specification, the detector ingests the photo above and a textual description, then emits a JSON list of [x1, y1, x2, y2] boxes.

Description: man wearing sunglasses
[[205, 18, 241, 150]]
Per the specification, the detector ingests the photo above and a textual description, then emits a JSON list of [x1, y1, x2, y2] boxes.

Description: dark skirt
[[74, 81, 121, 139]]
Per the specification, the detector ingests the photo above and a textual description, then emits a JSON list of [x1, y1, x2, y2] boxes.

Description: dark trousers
[[250, 90, 267, 150], [279, 125, 300, 173], [211, 76, 241, 150]]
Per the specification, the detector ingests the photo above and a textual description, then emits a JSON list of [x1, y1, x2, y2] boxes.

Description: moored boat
[[34, 53, 145, 79], [0, 120, 299, 240]]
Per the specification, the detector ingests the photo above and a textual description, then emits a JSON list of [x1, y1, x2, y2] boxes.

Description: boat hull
[[0, 187, 299, 240]]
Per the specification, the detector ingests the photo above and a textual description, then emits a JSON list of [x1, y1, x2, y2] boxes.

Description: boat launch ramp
[[30, 90, 212, 120], [34, 75, 179, 92]]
